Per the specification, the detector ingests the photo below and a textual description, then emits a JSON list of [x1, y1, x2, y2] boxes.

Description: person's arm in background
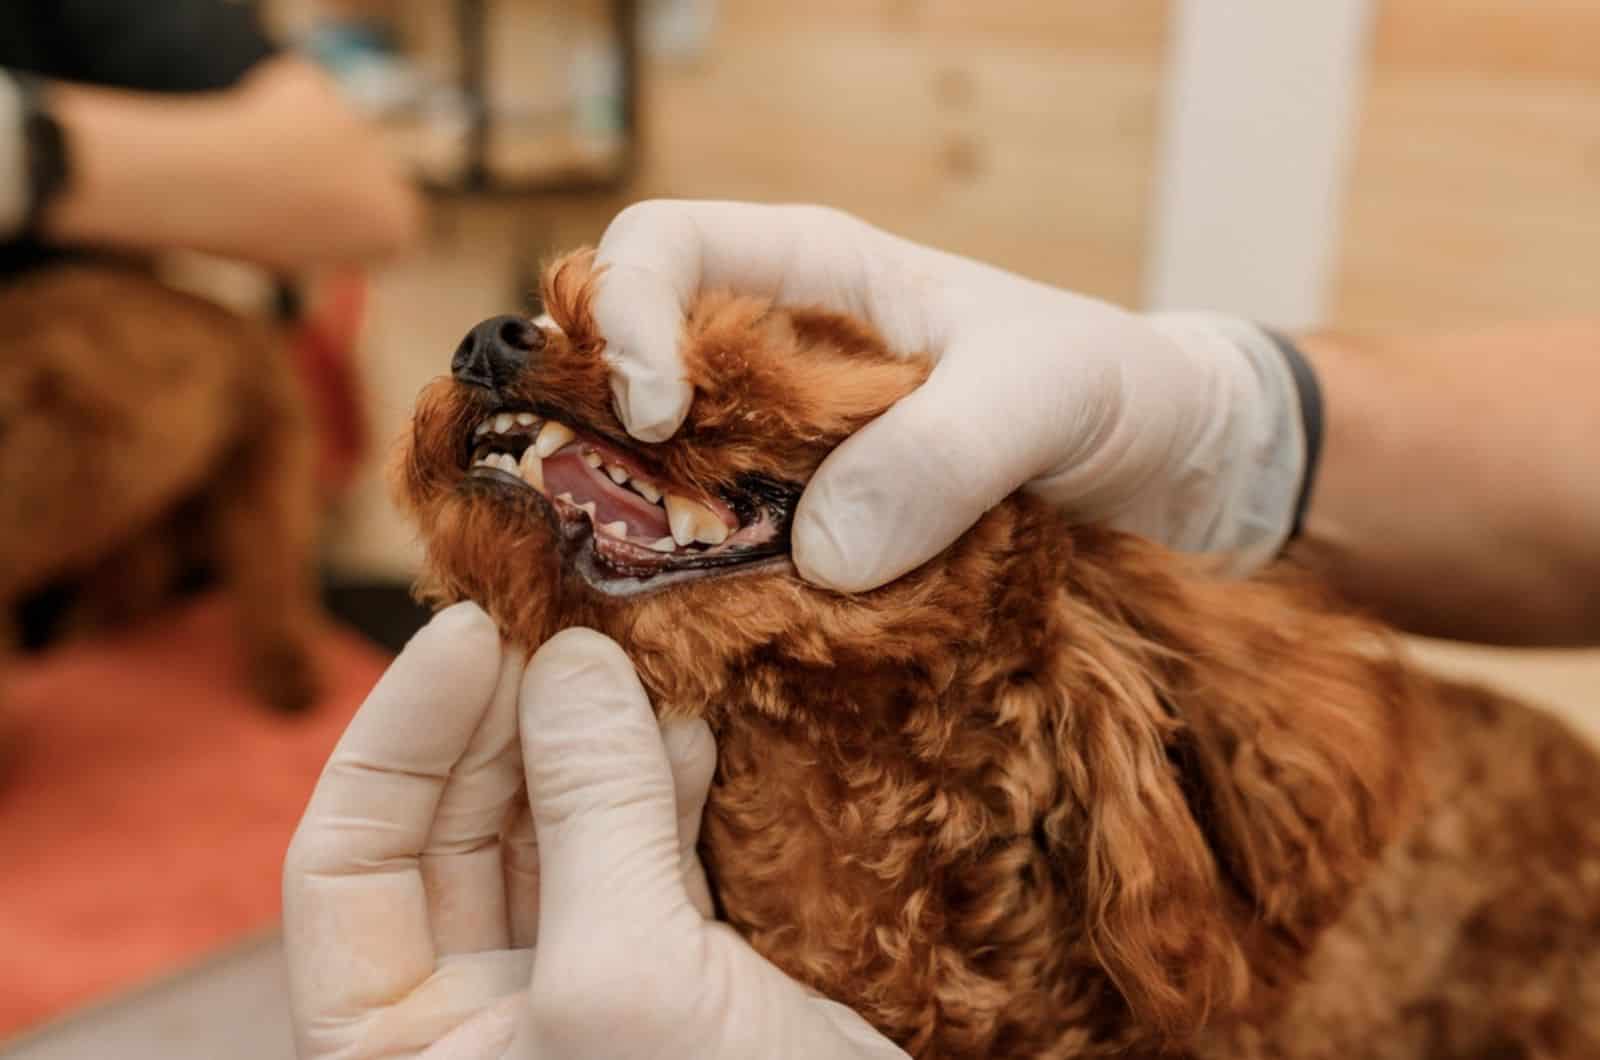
[[1290, 322, 1600, 646], [36, 54, 419, 269]]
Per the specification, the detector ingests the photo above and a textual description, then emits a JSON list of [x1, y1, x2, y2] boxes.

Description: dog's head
[[398, 250, 932, 698]]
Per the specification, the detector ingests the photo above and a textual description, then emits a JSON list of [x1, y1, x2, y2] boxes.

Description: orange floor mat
[[0, 595, 390, 1039]]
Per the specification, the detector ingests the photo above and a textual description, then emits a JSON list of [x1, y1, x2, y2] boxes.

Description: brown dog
[[398, 251, 1600, 1059], [0, 265, 322, 720]]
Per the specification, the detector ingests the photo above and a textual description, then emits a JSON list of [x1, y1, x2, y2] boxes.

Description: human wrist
[[1140, 311, 1314, 574], [40, 82, 237, 252]]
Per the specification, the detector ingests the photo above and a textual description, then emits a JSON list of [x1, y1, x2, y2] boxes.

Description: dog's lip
[[457, 400, 800, 594]]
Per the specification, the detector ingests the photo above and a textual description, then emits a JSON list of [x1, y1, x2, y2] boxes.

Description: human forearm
[[1287, 322, 1600, 645], [39, 56, 419, 269]]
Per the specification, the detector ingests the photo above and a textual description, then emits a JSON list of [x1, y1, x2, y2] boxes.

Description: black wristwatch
[[15, 74, 72, 234]]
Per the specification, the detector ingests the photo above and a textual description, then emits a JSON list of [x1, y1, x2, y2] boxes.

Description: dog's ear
[[1042, 614, 1250, 1040], [1046, 535, 1416, 1041], [1151, 564, 1418, 957]]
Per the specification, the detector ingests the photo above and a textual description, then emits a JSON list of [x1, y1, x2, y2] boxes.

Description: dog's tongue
[[544, 450, 671, 539]]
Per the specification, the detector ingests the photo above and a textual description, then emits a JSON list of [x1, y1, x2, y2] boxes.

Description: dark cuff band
[[1265, 329, 1323, 541], [14, 74, 70, 235]]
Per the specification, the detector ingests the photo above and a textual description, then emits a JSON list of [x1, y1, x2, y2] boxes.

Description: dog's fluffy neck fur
[[417, 479, 1425, 1053]]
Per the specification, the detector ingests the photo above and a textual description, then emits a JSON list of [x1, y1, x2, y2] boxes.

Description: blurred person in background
[[0, 0, 420, 277], [284, 202, 1598, 1057], [0, 1, 419, 656]]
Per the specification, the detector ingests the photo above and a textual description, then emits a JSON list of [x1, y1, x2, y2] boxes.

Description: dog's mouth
[[458, 404, 798, 595]]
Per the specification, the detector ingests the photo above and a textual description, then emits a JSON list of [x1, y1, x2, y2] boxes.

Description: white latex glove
[[594, 200, 1309, 589], [283, 604, 905, 1059]]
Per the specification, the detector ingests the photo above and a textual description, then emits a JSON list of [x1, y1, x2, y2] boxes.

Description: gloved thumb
[[519, 628, 702, 939]]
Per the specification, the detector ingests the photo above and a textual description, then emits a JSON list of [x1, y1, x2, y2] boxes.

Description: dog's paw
[[248, 640, 323, 714]]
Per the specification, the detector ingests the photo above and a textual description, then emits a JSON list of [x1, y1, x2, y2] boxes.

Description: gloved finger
[[502, 797, 540, 949], [519, 628, 701, 946], [422, 643, 527, 957], [593, 200, 932, 442], [284, 602, 502, 1052], [501, 719, 714, 950], [347, 949, 533, 1059], [660, 717, 717, 918], [791, 329, 1067, 591], [418, 990, 524, 1059]]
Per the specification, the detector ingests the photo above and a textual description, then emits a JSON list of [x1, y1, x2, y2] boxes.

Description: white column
[[1144, 0, 1374, 330]]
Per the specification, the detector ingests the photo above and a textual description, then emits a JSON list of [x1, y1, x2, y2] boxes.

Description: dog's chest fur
[[702, 701, 1115, 1058], [698, 647, 1600, 1060]]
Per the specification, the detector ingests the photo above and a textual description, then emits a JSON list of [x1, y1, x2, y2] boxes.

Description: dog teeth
[[518, 448, 544, 491], [474, 416, 725, 551], [664, 494, 729, 547], [533, 421, 576, 458]]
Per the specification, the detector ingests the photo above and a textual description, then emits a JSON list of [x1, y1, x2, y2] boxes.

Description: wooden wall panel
[[1333, 1, 1600, 329], [634, 2, 1170, 303]]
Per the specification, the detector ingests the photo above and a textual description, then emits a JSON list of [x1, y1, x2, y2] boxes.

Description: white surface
[[1144, 0, 1374, 330], [1, 935, 294, 1060]]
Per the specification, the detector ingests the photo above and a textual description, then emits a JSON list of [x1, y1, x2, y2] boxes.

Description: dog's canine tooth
[[493, 412, 515, 434], [606, 464, 629, 485], [582, 450, 604, 468], [632, 479, 661, 504], [518, 448, 544, 491], [665, 495, 697, 547], [578, 501, 597, 519], [557, 492, 575, 504], [534, 421, 576, 458], [666, 494, 729, 547], [600, 520, 628, 537], [514, 412, 536, 427], [648, 536, 676, 553], [473, 420, 491, 437]]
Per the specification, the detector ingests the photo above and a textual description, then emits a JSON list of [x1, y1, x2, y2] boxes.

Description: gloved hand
[[283, 603, 905, 1059], [593, 200, 1312, 589]]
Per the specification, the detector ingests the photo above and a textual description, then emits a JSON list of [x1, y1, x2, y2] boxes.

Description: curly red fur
[[397, 251, 1600, 1058]]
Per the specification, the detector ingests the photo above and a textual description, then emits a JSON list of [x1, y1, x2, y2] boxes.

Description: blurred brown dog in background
[[399, 250, 1600, 1059], [0, 265, 322, 727]]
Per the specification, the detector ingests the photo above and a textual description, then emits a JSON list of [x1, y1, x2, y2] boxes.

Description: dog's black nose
[[451, 315, 545, 391]]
